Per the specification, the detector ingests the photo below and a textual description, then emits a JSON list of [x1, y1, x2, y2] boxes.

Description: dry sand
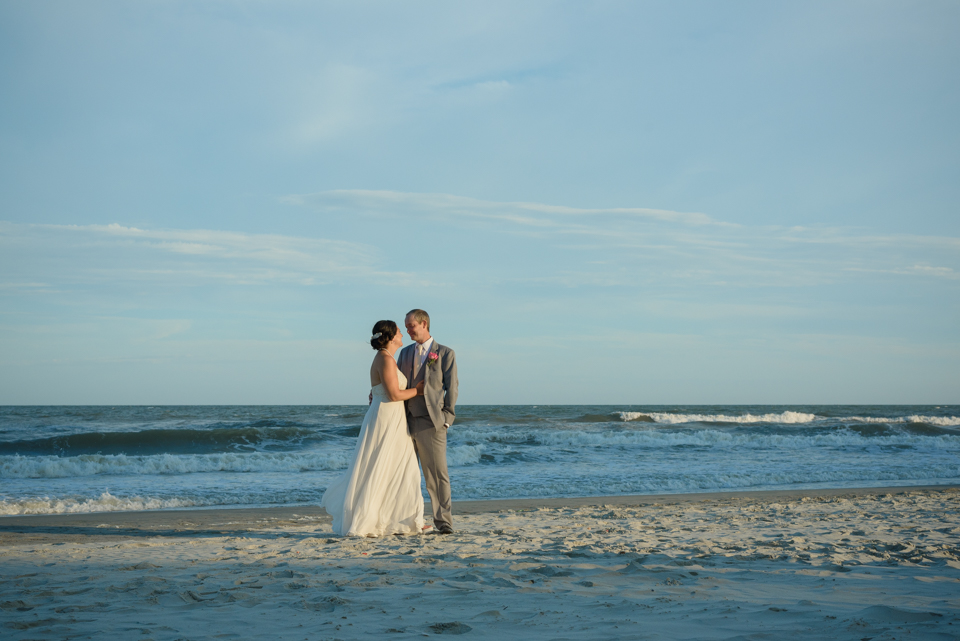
[[1, 486, 958, 640]]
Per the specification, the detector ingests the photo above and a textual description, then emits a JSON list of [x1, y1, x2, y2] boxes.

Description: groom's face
[[405, 315, 429, 343]]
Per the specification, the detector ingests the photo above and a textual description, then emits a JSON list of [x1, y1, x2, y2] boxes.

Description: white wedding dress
[[320, 369, 425, 537]]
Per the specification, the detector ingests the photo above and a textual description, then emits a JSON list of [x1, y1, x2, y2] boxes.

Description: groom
[[399, 309, 458, 534]]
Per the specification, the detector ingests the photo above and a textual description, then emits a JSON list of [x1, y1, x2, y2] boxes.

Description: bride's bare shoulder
[[372, 351, 397, 368]]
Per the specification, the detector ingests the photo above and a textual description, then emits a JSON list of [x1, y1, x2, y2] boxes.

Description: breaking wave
[[447, 444, 485, 466], [0, 451, 350, 479], [455, 425, 960, 451], [847, 415, 960, 427], [619, 412, 960, 427], [0, 492, 197, 515], [621, 411, 817, 424], [0, 425, 322, 456]]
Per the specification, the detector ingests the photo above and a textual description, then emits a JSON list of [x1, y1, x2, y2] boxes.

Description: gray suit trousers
[[408, 416, 452, 529]]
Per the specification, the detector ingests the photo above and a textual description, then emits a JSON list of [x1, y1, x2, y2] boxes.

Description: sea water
[[1, 405, 958, 515]]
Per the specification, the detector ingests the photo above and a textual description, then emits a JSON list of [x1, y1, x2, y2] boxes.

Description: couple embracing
[[321, 309, 458, 537]]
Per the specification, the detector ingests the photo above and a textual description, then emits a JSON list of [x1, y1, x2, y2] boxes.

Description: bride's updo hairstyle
[[370, 320, 398, 351]]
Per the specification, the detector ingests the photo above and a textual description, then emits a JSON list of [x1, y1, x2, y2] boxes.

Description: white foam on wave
[[620, 411, 817, 424], [0, 491, 197, 516], [836, 416, 960, 427], [0, 451, 350, 479], [908, 415, 960, 426], [447, 444, 485, 466], [0, 445, 489, 479], [619, 412, 960, 427], [454, 425, 960, 451]]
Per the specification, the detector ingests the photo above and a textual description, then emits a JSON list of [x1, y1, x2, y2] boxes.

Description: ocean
[[1, 405, 958, 516]]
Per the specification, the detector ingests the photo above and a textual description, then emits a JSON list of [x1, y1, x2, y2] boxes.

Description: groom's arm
[[440, 347, 458, 427]]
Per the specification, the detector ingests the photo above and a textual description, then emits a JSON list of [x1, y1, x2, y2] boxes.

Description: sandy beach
[[2, 486, 958, 640]]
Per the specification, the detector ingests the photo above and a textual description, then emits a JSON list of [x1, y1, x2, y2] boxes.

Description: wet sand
[[2, 486, 959, 639]]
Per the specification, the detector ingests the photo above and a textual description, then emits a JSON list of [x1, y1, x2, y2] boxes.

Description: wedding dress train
[[320, 370, 425, 536]]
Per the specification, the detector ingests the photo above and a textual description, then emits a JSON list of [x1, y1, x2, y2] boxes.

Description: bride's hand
[[416, 381, 425, 396]]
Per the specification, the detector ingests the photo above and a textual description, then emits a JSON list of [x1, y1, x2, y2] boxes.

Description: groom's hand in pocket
[[368, 390, 373, 405], [416, 381, 425, 396]]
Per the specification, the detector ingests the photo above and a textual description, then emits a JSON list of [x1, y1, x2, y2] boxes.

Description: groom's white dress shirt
[[413, 337, 434, 377]]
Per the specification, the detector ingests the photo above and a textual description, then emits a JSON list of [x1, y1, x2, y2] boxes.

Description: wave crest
[[0, 425, 320, 456], [447, 444, 485, 466], [0, 451, 350, 479], [0, 492, 197, 515], [907, 415, 960, 427], [455, 425, 960, 451], [621, 411, 817, 424]]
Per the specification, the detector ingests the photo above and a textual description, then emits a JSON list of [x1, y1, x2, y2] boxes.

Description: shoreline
[[2, 483, 956, 533]]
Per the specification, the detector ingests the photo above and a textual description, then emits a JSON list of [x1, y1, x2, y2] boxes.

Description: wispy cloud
[[846, 264, 960, 280], [286, 190, 960, 288], [0, 222, 423, 288], [3, 190, 958, 302], [286, 189, 719, 227]]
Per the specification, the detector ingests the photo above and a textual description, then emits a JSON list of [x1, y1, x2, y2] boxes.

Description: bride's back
[[371, 352, 407, 395]]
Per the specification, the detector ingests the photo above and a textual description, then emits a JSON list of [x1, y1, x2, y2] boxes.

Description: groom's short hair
[[406, 309, 430, 330]]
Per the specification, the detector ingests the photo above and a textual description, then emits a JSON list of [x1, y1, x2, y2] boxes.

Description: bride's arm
[[377, 354, 419, 402]]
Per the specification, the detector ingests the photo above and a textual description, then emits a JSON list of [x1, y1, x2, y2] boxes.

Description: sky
[[1, 0, 958, 405]]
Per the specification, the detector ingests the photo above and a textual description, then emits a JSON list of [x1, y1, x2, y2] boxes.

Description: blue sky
[[1, 1, 958, 404]]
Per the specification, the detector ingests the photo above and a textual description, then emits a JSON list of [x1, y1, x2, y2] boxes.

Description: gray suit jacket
[[399, 339, 458, 433]]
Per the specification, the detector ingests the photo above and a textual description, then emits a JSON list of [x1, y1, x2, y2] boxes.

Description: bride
[[320, 320, 427, 537]]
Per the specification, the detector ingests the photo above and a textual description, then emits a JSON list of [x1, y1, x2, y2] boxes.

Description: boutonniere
[[426, 352, 439, 366]]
